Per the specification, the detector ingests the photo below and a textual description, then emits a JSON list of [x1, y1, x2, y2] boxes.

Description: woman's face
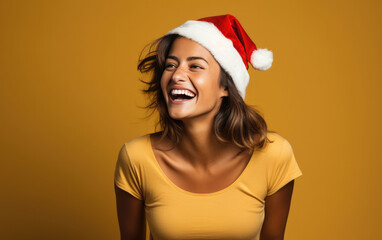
[[160, 37, 228, 121]]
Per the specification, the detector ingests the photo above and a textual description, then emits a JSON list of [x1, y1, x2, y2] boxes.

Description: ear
[[220, 85, 229, 97]]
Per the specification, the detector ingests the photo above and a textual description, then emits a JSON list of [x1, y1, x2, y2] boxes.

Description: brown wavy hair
[[138, 34, 275, 152]]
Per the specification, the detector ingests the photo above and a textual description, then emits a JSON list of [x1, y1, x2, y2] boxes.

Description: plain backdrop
[[0, 0, 381, 239]]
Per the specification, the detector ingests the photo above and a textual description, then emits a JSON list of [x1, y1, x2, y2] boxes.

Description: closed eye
[[191, 65, 203, 69], [165, 63, 176, 69]]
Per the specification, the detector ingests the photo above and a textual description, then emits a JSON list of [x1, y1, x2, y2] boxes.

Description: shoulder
[[260, 132, 295, 163], [124, 134, 150, 149], [263, 132, 302, 195], [266, 132, 289, 144], [118, 134, 151, 165], [262, 132, 291, 152]]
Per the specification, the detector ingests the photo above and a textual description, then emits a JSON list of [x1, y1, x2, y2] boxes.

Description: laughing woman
[[114, 14, 303, 240]]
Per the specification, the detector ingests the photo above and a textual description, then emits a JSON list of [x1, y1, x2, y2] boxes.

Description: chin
[[168, 112, 189, 120], [167, 106, 194, 120]]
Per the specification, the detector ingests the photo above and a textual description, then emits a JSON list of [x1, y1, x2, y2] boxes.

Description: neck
[[177, 115, 238, 170]]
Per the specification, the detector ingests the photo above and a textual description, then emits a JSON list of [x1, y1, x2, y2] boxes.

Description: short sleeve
[[114, 143, 143, 200], [267, 138, 303, 196]]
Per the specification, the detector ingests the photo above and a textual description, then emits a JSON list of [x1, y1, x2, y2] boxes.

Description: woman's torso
[[118, 132, 300, 239], [150, 132, 255, 194]]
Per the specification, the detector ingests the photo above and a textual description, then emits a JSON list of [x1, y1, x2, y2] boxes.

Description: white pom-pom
[[250, 48, 273, 71]]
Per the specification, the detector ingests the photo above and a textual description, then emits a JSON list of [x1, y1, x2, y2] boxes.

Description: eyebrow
[[167, 55, 209, 64]]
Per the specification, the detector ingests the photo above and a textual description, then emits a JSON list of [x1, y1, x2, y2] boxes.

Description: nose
[[171, 65, 187, 83]]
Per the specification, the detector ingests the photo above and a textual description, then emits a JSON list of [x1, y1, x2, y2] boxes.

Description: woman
[[114, 14, 303, 240]]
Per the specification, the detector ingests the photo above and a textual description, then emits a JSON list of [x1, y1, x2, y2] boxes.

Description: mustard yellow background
[[1, 0, 381, 239]]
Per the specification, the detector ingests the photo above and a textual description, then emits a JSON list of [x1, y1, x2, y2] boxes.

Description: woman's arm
[[260, 180, 295, 240], [114, 183, 146, 240]]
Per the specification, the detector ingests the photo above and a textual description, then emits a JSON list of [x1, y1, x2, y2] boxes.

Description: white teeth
[[171, 89, 195, 98]]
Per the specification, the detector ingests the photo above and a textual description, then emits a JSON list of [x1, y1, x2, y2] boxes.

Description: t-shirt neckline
[[146, 134, 256, 197]]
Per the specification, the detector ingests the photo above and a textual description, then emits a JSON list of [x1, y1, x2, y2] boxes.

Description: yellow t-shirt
[[114, 132, 303, 240]]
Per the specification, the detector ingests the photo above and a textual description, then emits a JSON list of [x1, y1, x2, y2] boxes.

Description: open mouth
[[169, 89, 196, 102]]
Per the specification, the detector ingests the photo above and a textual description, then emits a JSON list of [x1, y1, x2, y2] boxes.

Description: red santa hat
[[167, 14, 273, 99]]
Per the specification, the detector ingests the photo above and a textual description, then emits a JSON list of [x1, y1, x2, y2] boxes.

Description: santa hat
[[166, 14, 273, 99]]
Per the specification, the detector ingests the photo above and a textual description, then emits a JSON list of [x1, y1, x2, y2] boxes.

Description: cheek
[[194, 72, 212, 87], [197, 74, 220, 94]]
